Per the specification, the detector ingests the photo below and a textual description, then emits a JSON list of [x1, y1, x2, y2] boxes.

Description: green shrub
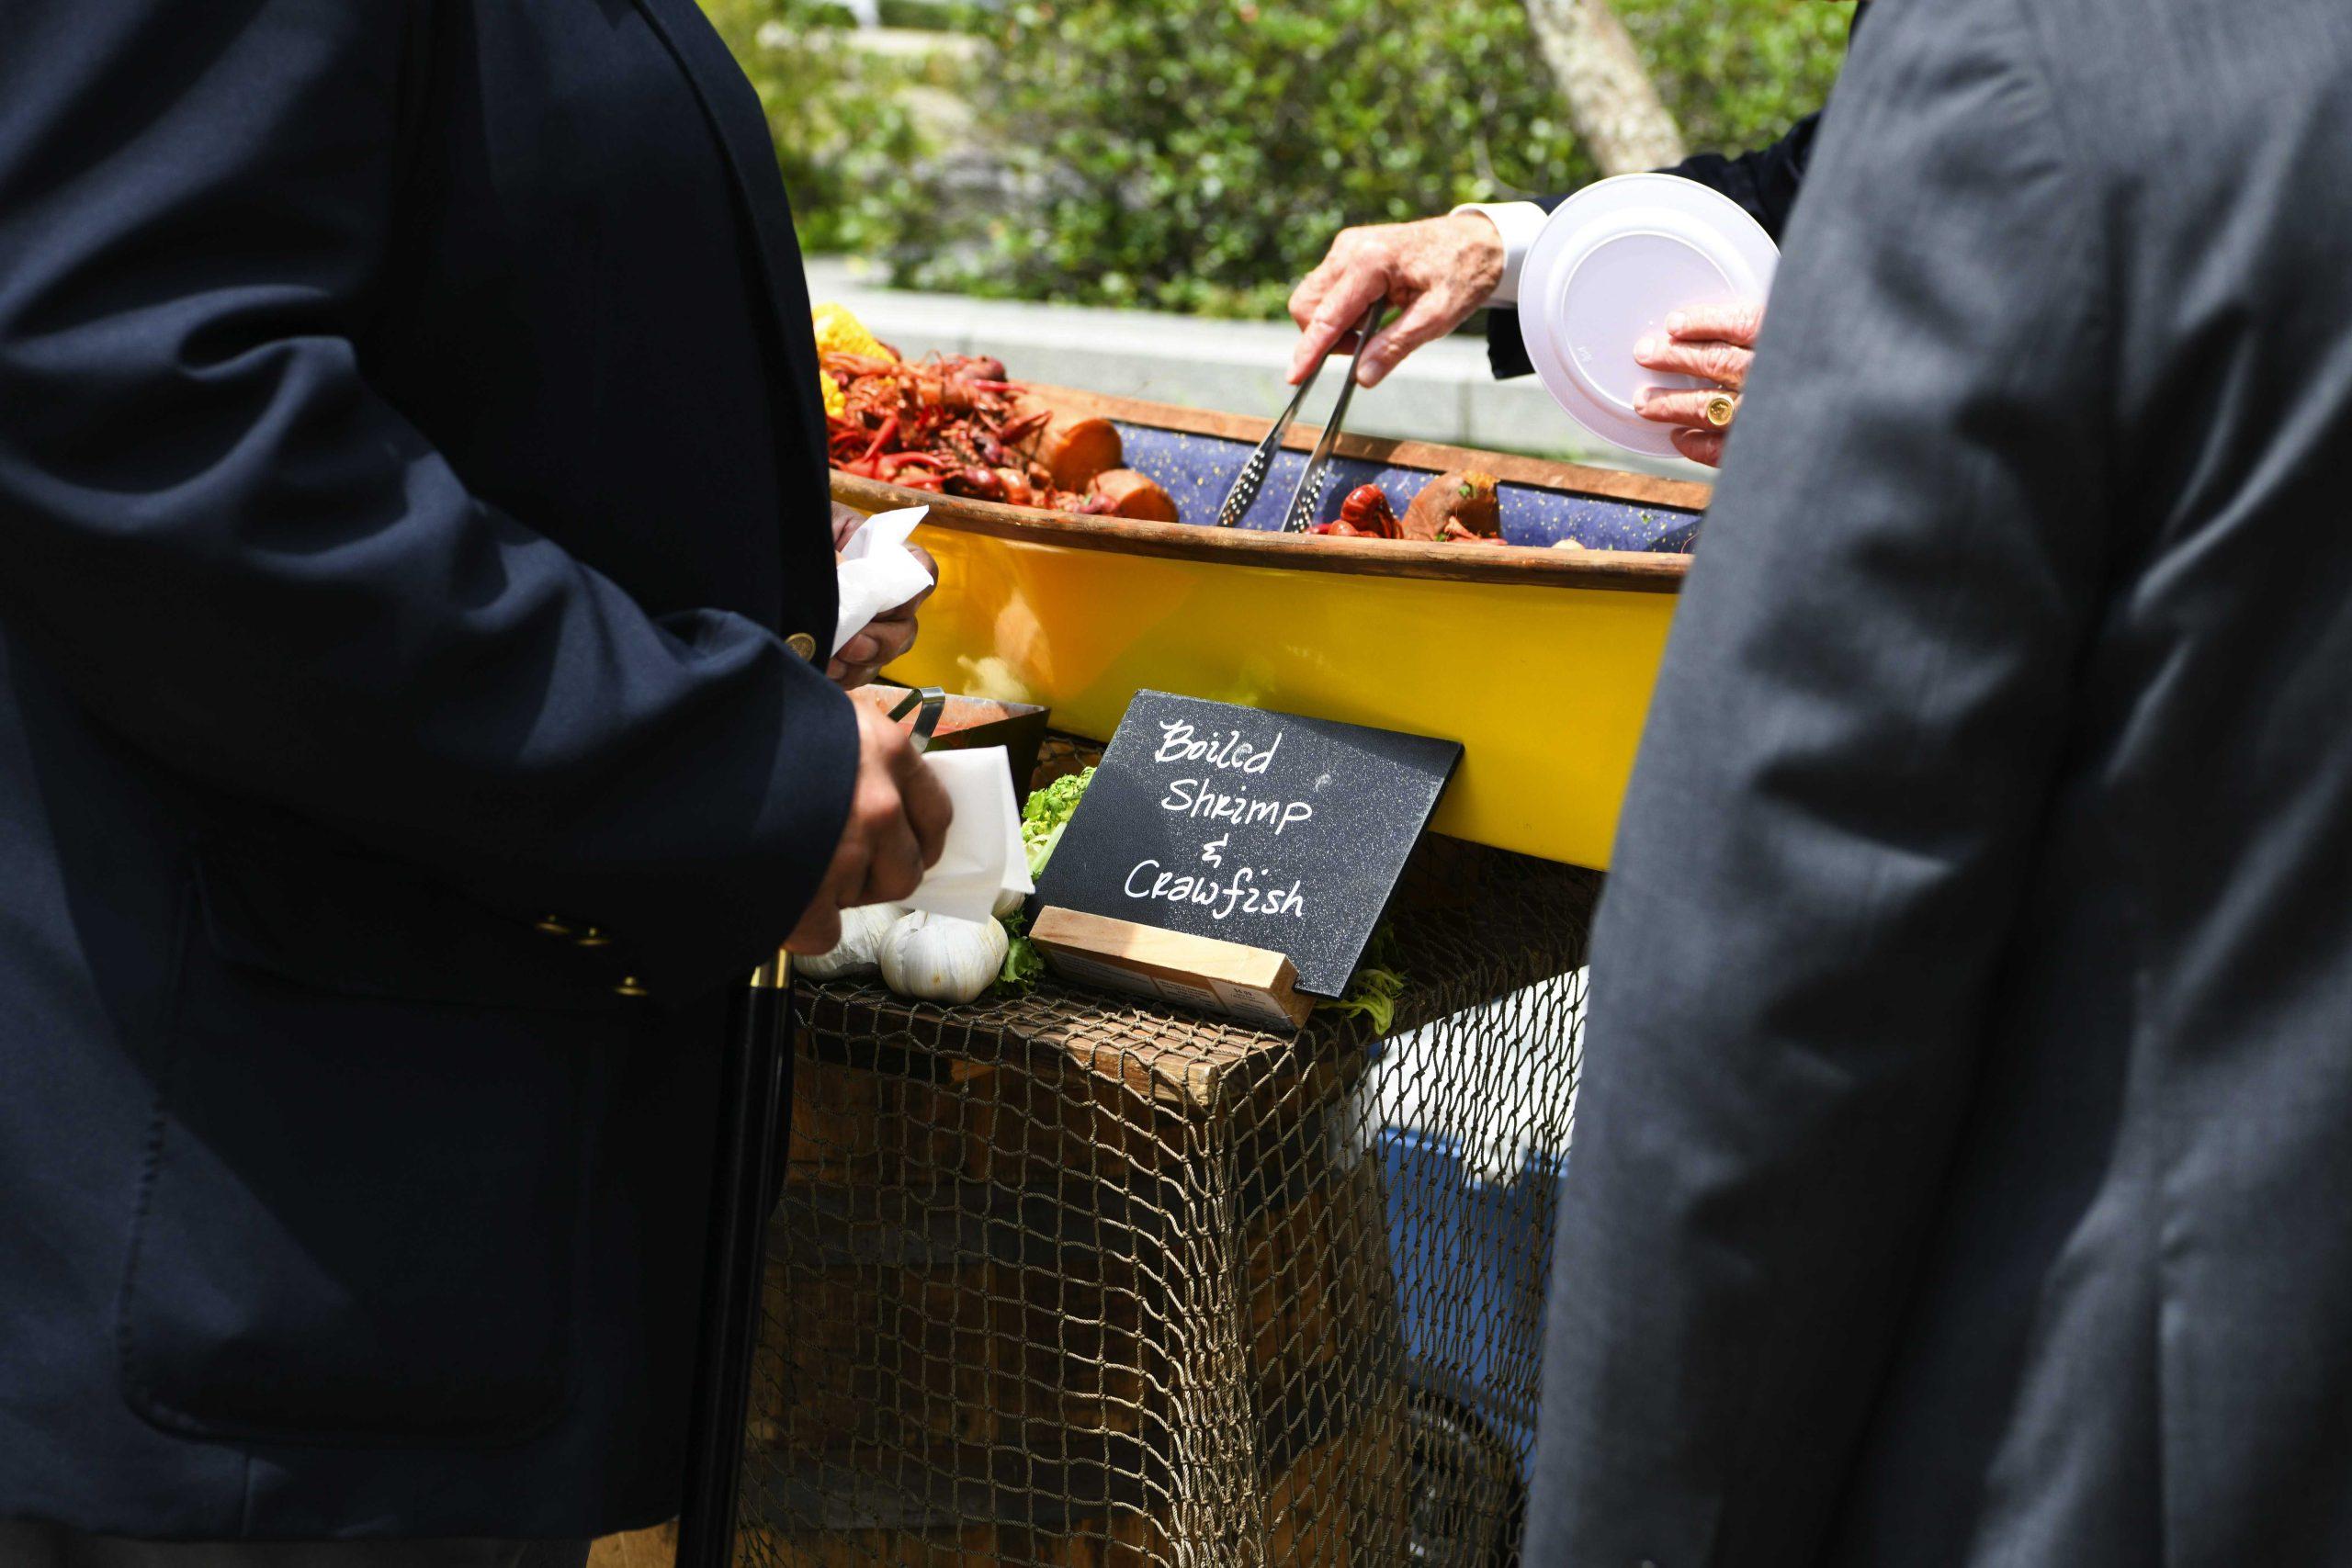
[[873, 0, 977, 28], [886, 0, 1604, 319], [707, 0, 1857, 318], [697, 0, 932, 254], [1620, 0, 1855, 155]]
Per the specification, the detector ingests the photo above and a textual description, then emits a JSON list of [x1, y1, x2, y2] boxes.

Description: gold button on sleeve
[[786, 632, 819, 661]]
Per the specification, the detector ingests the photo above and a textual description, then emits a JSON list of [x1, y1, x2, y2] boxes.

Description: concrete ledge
[[802, 257, 1710, 479]]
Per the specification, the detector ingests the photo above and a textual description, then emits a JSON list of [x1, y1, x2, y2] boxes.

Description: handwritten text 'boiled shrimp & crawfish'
[[1121, 720, 1317, 920]]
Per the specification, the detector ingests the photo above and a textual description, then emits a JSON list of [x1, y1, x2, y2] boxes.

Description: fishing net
[[739, 747, 1597, 1567]]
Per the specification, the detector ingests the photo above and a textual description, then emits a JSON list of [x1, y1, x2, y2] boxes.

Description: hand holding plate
[[1634, 303, 1767, 468]]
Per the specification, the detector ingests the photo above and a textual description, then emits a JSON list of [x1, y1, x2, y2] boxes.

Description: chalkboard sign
[[1034, 692, 1463, 998]]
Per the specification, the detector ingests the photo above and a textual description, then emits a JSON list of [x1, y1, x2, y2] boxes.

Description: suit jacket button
[[574, 926, 612, 948], [786, 632, 819, 661], [535, 914, 573, 937], [614, 976, 650, 999]]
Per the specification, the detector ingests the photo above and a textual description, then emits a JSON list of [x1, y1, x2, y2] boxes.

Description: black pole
[[676, 958, 791, 1568]]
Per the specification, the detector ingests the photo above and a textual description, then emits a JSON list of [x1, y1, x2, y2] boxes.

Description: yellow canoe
[[839, 388, 1702, 871]]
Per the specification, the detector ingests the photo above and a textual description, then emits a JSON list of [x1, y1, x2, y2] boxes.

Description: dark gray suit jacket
[[1530, 1, 2352, 1563]]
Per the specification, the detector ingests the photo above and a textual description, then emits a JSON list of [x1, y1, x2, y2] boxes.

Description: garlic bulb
[[797, 903, 905, 982], [992, 884, 1029, 921], [879, 911, 1008, 1006]]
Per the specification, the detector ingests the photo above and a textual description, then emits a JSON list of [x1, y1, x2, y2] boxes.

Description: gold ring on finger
[[1704, 394, 1740, 430]]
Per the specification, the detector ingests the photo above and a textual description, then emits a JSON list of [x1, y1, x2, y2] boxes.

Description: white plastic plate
[[1519, 173, 1780, 458]]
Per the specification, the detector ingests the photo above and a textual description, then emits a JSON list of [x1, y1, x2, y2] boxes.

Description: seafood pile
[[817, 305, 1531, 547], [817, 306, 1178, 521], [1312, 471, 1502, 543]]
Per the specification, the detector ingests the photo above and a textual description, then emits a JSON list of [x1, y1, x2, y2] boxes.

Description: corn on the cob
[[812, 302, 890, 419], [811, 302, 892, 363]]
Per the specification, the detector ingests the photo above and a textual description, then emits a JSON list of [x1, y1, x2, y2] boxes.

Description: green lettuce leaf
[[1022, 766, 1095, 879]]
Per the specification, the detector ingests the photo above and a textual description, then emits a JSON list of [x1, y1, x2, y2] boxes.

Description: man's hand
[[829, 503, 936, 689], [1634, 303, 1766, 468], [1287, 213, 1505, 389], [786, 702, 953, 955]]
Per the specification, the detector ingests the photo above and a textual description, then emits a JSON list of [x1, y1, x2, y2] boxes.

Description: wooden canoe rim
[[830, 384, 1702, 594]]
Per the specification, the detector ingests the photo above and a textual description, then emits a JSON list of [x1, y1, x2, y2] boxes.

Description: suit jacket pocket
[[118, 846, 626, 1446]]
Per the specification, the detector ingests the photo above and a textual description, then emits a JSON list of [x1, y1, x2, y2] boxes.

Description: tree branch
[[1523, 0, 1687, 175]]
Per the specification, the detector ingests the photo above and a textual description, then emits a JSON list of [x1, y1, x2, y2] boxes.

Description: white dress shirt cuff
[[1451, 201, 1550, 307]]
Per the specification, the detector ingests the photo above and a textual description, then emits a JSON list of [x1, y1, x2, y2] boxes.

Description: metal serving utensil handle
[[887, 685, 948, 753], [1281, 300, 1386, 533]]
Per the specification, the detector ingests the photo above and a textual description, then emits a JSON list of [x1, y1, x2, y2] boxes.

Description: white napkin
[[901, 747, 1035, 925], [833, 505, 934, 658]]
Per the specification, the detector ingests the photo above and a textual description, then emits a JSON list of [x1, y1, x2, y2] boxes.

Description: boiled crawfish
[[826, 349, 1102, 509], [825, 349, 1061, 500], [1311, 484, 1402, 539]]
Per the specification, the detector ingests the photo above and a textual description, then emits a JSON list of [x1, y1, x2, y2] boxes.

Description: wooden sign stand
[[1030, 906, 1317, 1032]]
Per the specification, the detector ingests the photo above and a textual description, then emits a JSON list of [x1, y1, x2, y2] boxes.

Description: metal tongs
[[1216, 300, 1388, 532]]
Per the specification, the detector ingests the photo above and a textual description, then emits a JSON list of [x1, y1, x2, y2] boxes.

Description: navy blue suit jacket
[[0, 0, 855, 1539]]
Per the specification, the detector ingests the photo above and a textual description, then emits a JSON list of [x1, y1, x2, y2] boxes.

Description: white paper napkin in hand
[[834, 505, 934, 658], [899, 747, 1035, 926]]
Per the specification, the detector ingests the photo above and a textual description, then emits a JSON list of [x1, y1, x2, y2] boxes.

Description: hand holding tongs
[[1215, 300, 1388, 533]]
